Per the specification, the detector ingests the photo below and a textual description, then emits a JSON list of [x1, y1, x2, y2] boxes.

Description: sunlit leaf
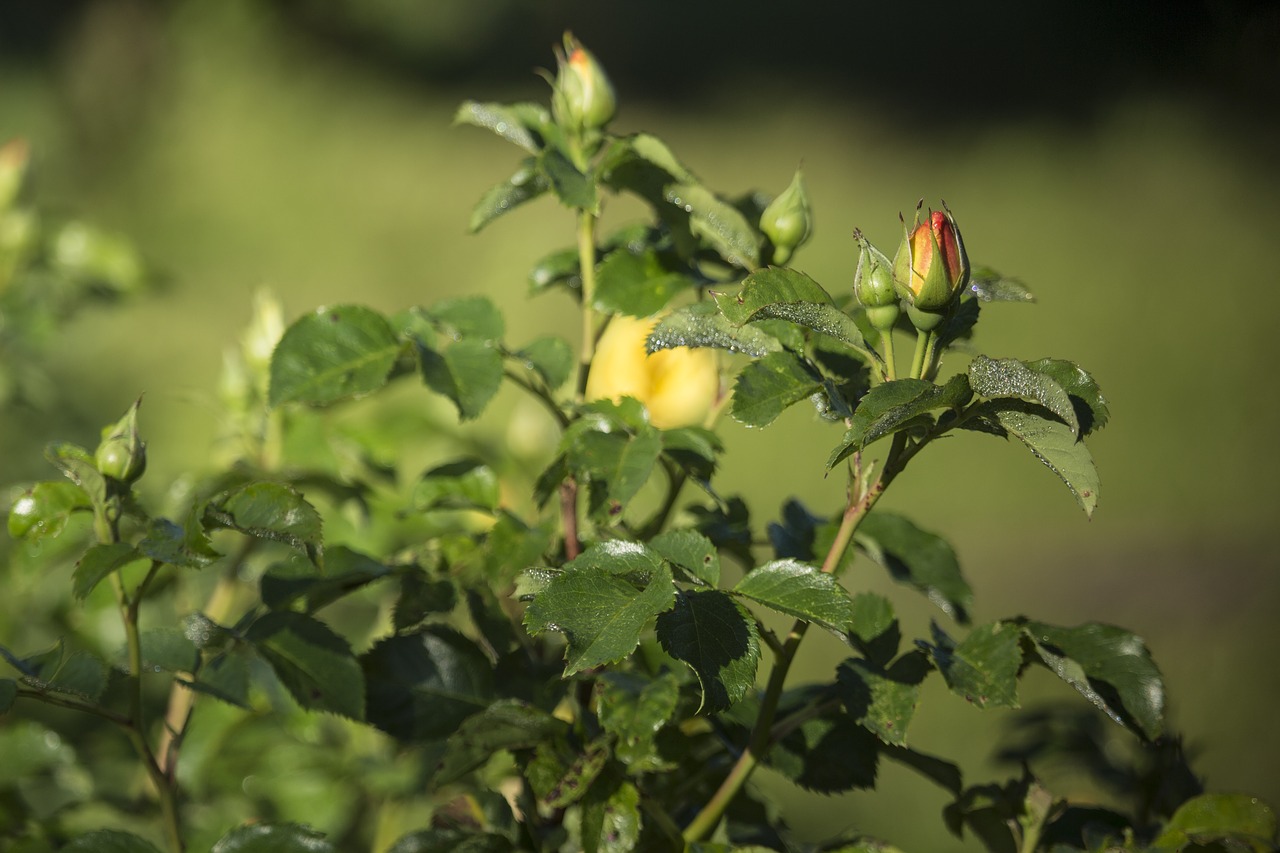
[[666, 182, 760, 268], [923, 622, 1021, 709], [73, 542, 144, 600], [453, 100, 546, 153], [730, 350, 821, 428], [269, 305, 401, 406], [211, 823, 337, 853], [204, 482, 323, 554], [968, 356, 1078, 435], [828, 375, 971, 468], [649, 528, 720, 587], [1153, 793, 1277, 851], [647, 301, 782, 358], [733, 559, 854, 633], [420, 338, 504, 421]]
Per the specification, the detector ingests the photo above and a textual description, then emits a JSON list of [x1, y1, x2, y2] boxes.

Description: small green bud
[[892, 203, 969, 318], [759, 169, 813, 265], [95, 397, 147, 484], [853, 230, 900, 332], [551, 33, 616, 133]]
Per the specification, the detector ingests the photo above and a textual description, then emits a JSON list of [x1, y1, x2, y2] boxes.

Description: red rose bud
[[95, 397, 147, 484], [551, 33, 616, 133], [853, 230, 899, 332], [892, 205, 969, 316], [759, 169, 813, 265]]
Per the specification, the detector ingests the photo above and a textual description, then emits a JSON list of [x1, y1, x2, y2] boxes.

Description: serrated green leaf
[[388, 829, 514, 853], [734, 559, 854, 633], [393, 571, 456, 631], [969, 356, 1079, 435], [564, 420, 662, 515], [453, 100, 545, 153], [64, 830, 163, 853], [1023, 357, 1110, 435], [73, 542, 144, 599], [6, 480, 89, 542], [659, 426, 722, 497], [420, 338, 504, 421], [517, 335, 574, 389], [647, 301, 781, 358], [855, 512, 972, 624], [982, 405, 1100, 517], [649, 528, 720, 587], [188, 647, 252, 708], [730, 350, 821, 428], [925, 622, 1022, 709], [848, 592, 901, 667], [539, 147, 597, 210], [602, 133, 694, 183], [205, 482, 322, 553], [581, 775, 642, 853], [0, 678, 16, 714], [598, 672, 680, 769], [138, 628, 198, 673], [1020, 620, 1165, 741], [211, 823, 337, 853], [564, 540, 667, 580], [414, 458, 499, 512], [716, 267, 866, 351], [828, 375, 972, 468], [362, 627, 494, 741], [525, 563, 675, 676], [247, 612, 364, 720], [528, 246, 581, 295], [426, 295, 505, 342], [434, 699, 570, 786], [12, 642, 108, 702], [470, 161, 549, 232], [137, 513, 220, 568], [1153, 793, 1277, 851], [656, 590, 759, 713], [268, 305, 400, 406], [666, 182, 760, 268], [260, 546, 389, 612], [968, 267, 1035, 303], [837, 654, 928, 746], [593, 247, 691, 317]]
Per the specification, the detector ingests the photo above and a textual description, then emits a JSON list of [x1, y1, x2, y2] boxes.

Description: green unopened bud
[[892, 203, 969, 321], [853, 230, 899, 332], [0, 139, 31, 212], [551, 33, 616, 133], [760, 169, 813, 265], [95, 397, 147, 484]]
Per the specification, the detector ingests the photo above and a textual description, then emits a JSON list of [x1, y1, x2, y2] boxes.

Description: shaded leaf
[[1023, 357, 1110, 435], [393, 571, 457, 631], [388, 829, 514, 853], [828, 375, 971, 468], [260, 546, 390, 612], [205, 482, 323, 554], [733, 559, 854, 633], [45, 442, 107, 509], [74, 542, 144, 599], [414, 459, 500, 512], [1153, 793, 1277, 851], [247, 612, 364, 720], [837, 653, 929, 746], [923, 622, 1021, 709], [188, 647, 253, 708], [211, 823, 337, 853], [855, 511, 972, 624], [539, 147, 597, 210], [656, 590, 760, 713], [666, 182, 761, 268], [0, 678, 16, 714], [470, 160, 549, 232], [426, 295, 505, 342], [517, 335, 574, 389], [968, 356, 1078, 435], [593, 247, 690, 317], [528, 246, 580, 296], [362, 627, 494, 741], [137, 628, 198, 673], [769, 703, 880, 793], [730, 350, 822, 428], [137, 514, 219, 569], [647, 301, 782, 358], [435, 699, 571, 786], [581, 774, 642, 853], [420, 338, 504, 421], [269, 305, 401, 406], [848, 592, 901, 667], [649, 528, 720, 587], [64, 830, 163, 853], [598, 672, 680, 769], [1020, 620, 1165, 741]]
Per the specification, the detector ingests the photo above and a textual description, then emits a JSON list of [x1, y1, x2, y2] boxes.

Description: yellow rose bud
[[585, 314, 718, 429]]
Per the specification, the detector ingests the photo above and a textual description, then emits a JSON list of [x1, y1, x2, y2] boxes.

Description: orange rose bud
[[892, 204, 969, 316], [551, 33, 616, 133]]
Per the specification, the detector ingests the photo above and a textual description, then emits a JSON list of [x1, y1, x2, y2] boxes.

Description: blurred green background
[[2, 1, 1279, 849]]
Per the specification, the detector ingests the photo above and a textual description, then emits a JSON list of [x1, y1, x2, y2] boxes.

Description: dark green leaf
[[453, 100, 545, 153], [414, 459, 500, 512], [666, 182, 760, 268], [649, 528, 720, 587], [269, 305, 400, 407], [924, 622, 1022, 709], [647, 302, 781, 358], [137, 513, 220, 569], [260, 546, 390, 612], [881, 744, 963, 795], [828, 375, 972, 468], [247, 612, 364, 720], [598, 672, 680, 769], [593, 247, 691, 317], [211, 823, 337, 853], [73, 542, 144, 600], [980, 405, 1100, 517], [420, 338, 504, 421], [517, 335, 574, 389], [717, 268, 865, 351], [537, 738, 611, 808], [656, 590, 759, 713], [730, 350, 822, 428], [968, 267, 1035, 303], [733, 559, 854, 633], [64, 830, 163, 853], [539, 147, 597, 210], [855, 512, 972, 624], [393, 571, 457, 631], [1153, 793, 1277, 851], [434, 699, 571, 786], [470, 160, 549, 232], [564, 420, 662, 515], [205, 482, 323, 554], [581, 775, 642, 853], [0, 678, 16, 713], [362, 627, 494, 741], [768, 703, 880, 793], [1020, 620, 1165, 741], [426, 295, 505, 342], [388, 829, 514, 853], [659, 426, 723, 497], [837, 653, 929, 746], [138, 628, 198, 673], [528, 246, 581, 296], [1023, 357, 1110, 435], [188, 647, 252, 708], [848, 593, 901, 667], [11, 642, 108, 702], [525, 562, 675, 675], [6, 480, 89, 542], [969, 356, 1079, 435]]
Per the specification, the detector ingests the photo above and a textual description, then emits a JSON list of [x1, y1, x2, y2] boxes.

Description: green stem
[[909, 327, 932, 380], [682, 454, 899, 843], [574, 209, 599, 403], [920, 329, 941, 381], [882, 329, 897, 381], [503, 367, 571, 429]]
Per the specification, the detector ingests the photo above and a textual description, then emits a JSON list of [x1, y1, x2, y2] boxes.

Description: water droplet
[[495, 121, 508, 133]]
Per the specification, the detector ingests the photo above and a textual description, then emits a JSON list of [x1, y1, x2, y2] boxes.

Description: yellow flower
[[585, 314, 719, 429]]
